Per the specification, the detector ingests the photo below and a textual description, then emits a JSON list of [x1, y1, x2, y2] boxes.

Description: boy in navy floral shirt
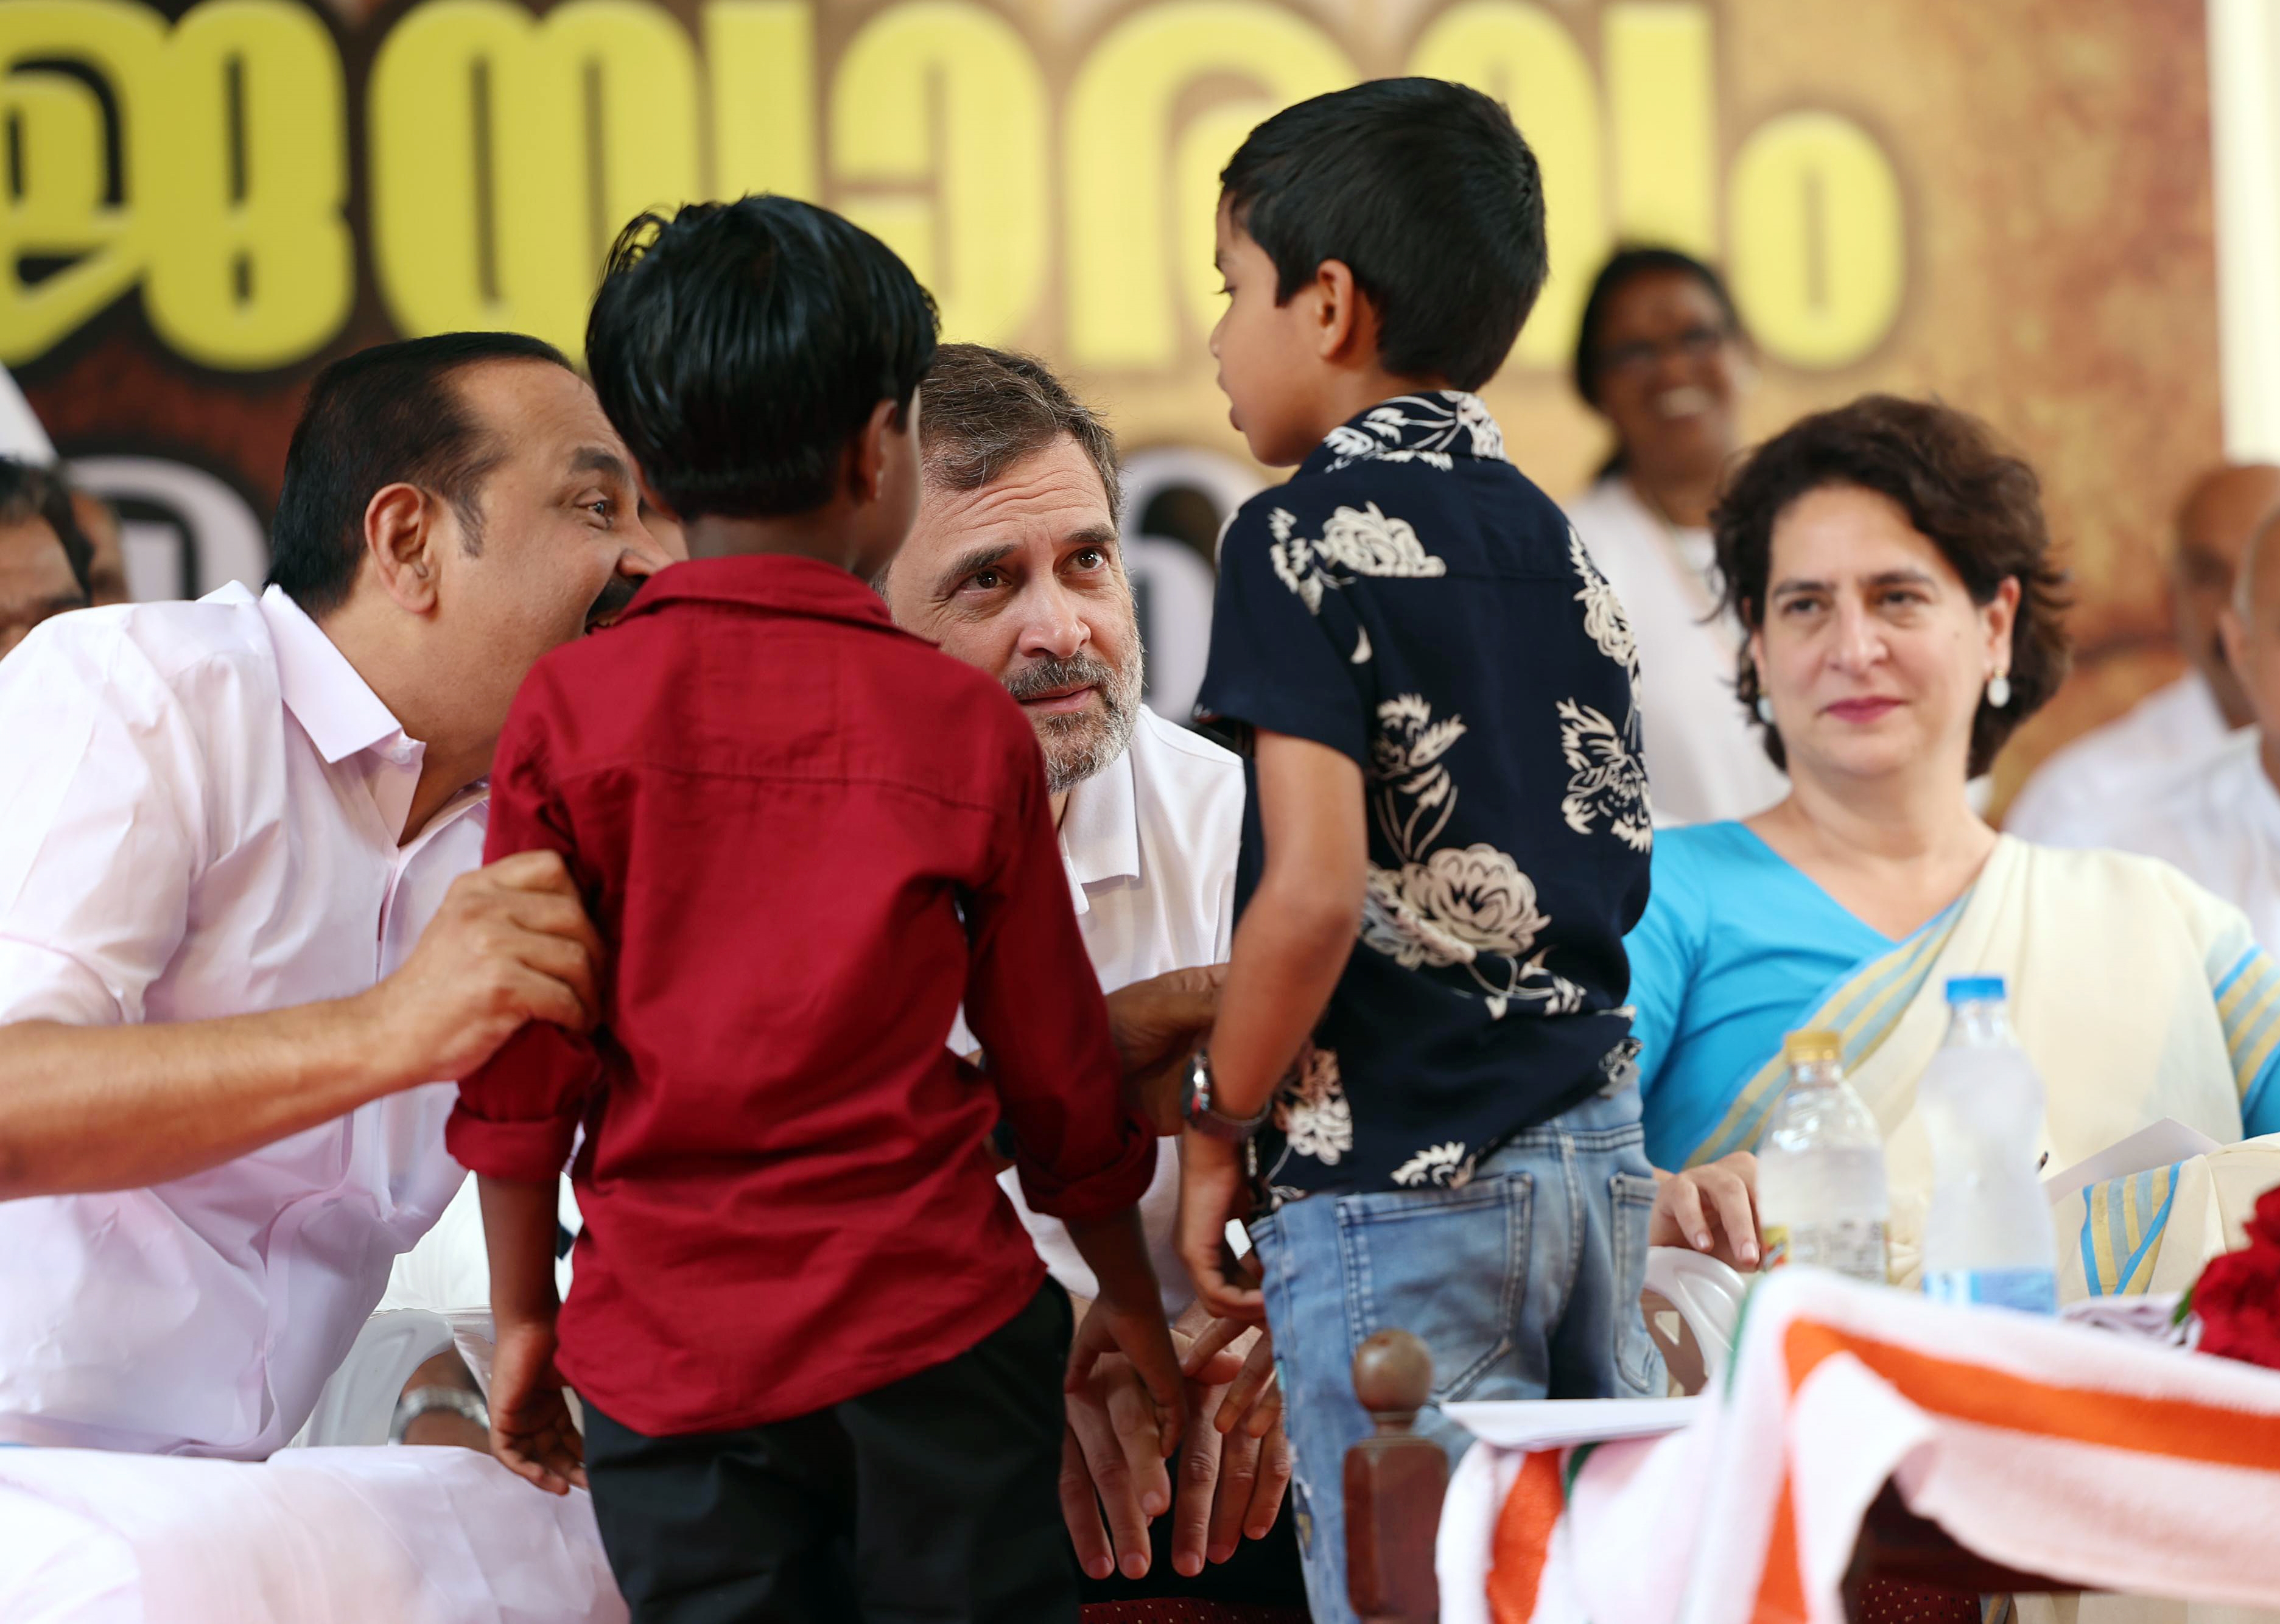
[[1175, 79, 1658, 1621]]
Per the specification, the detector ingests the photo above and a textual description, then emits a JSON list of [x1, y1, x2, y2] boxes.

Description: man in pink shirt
[[0, 332, 673, 1458]]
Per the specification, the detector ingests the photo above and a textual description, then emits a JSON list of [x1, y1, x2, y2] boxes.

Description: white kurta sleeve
[[0, 614, 210, 1028]]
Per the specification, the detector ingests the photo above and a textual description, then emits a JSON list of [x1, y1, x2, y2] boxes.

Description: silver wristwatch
[[1181, 1049, 1271, 1144], [388, 1384, 490, 1444]]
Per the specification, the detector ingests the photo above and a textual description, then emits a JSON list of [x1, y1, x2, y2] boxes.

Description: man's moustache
[[1005, 656, 1115, 703]]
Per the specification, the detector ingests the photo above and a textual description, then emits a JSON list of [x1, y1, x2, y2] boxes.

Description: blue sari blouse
[[1626, 822, 1896, 1170], [1626, 821, 2280, 1172]]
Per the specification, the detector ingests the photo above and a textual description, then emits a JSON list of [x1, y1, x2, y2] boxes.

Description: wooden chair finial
[[1353, 1328, 1434, 1427], [1347, 1329, 1445, 1622]]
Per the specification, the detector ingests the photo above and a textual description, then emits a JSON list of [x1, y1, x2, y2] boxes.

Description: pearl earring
[[1756, 695, 1775, 724], [1987, 673, 2012, 709]]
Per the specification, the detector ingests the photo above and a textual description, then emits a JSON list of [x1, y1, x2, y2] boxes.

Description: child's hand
[[488, 1318, 587, 1495], [1177, 1131, 1267, 1323], [1065, 1293, 1187, 1472]]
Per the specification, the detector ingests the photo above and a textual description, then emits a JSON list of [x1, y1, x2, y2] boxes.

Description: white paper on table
[[2041, 1117, 2221, 1205], [1442, 1395, 1700, 1451]]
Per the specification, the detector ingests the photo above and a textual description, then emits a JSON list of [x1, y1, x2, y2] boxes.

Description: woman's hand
[[1650, 1151, 1762, 1270]]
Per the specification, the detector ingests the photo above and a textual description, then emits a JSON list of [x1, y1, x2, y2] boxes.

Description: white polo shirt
[[958, 706, 1243, 1318], [0, 584, 483, 1458], [2099, 729, 2280, 957], [2005, 673, 2238, 847]]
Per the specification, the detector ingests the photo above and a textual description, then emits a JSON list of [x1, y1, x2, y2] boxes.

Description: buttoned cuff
[[1015, 1107, 1157, 1227], [445, 1104, 578, 1184]]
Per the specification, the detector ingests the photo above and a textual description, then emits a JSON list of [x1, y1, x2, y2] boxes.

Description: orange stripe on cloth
[[1752, 1474, 1811, 1624], [1780, 1320, 2280, 1468], [1749, 1315, 2280, 1624], [1487, 1451, 1566, 1624]]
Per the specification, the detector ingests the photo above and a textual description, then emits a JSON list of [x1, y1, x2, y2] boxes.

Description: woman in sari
[[1636, 396, 2280, 1292]]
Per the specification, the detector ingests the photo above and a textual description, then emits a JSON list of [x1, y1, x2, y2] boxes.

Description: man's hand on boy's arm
[[1106, 964, 1226, 1133], [477, 1175, 587, 1494]]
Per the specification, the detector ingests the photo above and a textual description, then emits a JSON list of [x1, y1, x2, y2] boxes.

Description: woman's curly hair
[[1711, 394, 2072, 779]]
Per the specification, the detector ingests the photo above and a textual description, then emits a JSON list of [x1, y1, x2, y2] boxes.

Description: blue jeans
[[1247, 1082, 1662, 1624]]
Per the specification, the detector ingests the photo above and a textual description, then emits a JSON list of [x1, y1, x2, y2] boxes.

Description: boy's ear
[[633, 467, 678, 525], [845, 397, 902, 506], [362, 481, 443, 615], [1308, 259, 1382, 366]]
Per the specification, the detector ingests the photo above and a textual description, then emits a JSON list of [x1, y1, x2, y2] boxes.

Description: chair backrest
[[1345, 1329, 1447, 1623], [1643, 1247, 1746, 1392]]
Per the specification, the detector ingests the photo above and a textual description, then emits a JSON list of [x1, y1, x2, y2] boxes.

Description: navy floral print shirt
[[1196, 393, 1654, 1205]]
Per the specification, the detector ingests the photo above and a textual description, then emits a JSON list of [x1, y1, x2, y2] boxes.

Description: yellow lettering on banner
[[1065, 1, 1353, 369], [830, 2, 1045, 344], [1728, 110, 1904, 368], [707, 0, 816, 201], [1602, 1, 1714, 256], [370, 0, 699, 355], [148, 0, 349, 369], [0, 0, 164, 367], [550, 1, 701, 263], [1408, 2, 1602, 369]]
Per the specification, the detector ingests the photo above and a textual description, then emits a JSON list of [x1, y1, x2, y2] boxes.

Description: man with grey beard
[[878, 344, 1302, 1609]]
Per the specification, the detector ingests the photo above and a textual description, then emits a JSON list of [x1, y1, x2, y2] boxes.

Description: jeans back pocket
[[1333, 1174, 1532, 1404]]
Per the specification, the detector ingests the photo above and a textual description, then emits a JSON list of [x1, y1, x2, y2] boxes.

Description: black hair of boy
[[586, 195, 939, 522], [0, 457, 93, 598], [1219, 77, 1546, 393], [268, 331, 574, 617]]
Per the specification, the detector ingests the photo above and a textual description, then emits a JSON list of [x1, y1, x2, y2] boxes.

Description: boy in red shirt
[[446, 196, 1181, 1623]]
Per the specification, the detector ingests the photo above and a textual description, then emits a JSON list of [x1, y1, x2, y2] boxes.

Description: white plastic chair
[[1642, 1247, 1748, 1391]]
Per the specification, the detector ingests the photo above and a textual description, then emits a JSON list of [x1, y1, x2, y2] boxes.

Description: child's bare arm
[[1207, 730, 1367, 1117], [478, 1174, 586, 1493], [1179, 730, 1366, 1320]]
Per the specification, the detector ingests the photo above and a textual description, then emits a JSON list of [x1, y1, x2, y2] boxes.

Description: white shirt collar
[[258, 584, 415, 767], [1058, 737, 1142, 913]]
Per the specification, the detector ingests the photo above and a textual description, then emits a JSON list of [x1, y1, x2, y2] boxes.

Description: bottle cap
[[1945, 974, 2007, 1004], [1783, 1029, 1843, 1066]]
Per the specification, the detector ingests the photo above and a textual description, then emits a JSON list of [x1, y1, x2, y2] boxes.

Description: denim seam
[[1610, 1172, 1660, 1392], [1551, 1131, 1583, 1334]]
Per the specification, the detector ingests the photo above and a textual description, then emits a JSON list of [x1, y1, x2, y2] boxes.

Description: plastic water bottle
[[1919, 975, 2057, 1314], [1758, 1029, 1890, 1284]]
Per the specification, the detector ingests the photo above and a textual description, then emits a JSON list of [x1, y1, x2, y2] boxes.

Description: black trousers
[[583, 1282, 1077, 1624]]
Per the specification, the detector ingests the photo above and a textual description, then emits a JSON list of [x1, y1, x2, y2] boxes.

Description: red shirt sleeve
[[444, 685, 602, 1184], [961, 719, 1154, 1226]]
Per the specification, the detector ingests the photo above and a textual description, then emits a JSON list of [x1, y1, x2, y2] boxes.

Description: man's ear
[[1309, 259, 1381, 366], [362, 483, 442, 614], [844, 397, 902, 506], [2221, 600, 2251, 685]]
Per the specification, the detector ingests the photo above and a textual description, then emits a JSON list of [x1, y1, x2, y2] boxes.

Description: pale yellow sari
[[1685, 836, 2280, 1291]]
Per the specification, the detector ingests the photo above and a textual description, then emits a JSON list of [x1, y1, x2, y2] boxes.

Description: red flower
[[2193, 1187, 2280, 1370]]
